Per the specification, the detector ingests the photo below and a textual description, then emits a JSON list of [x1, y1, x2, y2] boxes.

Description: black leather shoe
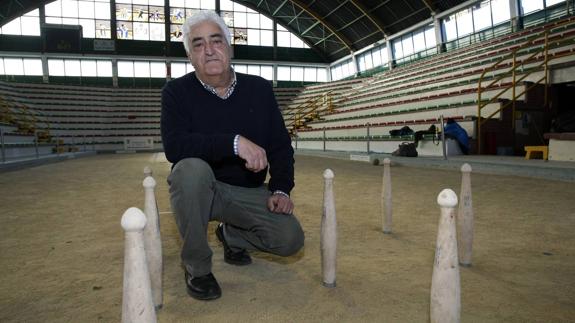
[[215, 223, 252, 266], [185, 271, 221, 300]]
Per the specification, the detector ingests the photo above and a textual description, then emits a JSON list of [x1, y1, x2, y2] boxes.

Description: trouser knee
[[271, 219, 305, 257], [169, 158, 214, 190]]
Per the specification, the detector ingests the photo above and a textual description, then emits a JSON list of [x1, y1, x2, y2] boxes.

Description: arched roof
[[0, 0, 468, 62]]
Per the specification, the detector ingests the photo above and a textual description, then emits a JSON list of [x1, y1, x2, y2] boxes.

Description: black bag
[[389, 126, 414, 137], [392, 142, 418, 157], [414, 124, 438, 146]]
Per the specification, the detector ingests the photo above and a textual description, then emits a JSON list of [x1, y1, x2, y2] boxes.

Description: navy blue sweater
[[161, 72, 294, 194]]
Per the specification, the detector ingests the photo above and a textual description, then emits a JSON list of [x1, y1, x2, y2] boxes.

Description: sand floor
[[0, 153, 574, 322]]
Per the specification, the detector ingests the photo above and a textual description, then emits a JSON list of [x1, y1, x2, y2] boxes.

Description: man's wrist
[[233, 134, 240, 155], [272, 190, 290, 198]]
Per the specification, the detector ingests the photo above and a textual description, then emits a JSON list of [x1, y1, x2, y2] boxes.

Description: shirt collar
[[195, 69, 237, 100]]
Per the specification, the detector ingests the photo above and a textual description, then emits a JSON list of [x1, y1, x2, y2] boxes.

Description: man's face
[[188, 21, 231, 80]]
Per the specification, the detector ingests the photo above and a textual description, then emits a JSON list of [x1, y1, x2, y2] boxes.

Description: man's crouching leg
[[217, 185, 305, 258], [167, 157, 221, 300], [263, 213, 305, 257]]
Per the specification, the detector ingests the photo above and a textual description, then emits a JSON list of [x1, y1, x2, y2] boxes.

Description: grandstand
[[1, 0, 574, 164], [289, 15, 575, 157]]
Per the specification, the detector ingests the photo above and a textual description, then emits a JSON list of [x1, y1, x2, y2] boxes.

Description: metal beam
[[349, 0, 387, 38], [0, 0, 25, 25], [287, 5, 307, 26], [420, 0, 436, 14], [384, 6, 428, 29], [235, 0, 330, 62], [273, 0, 289, 16], [324, 0, 351, 19], [301, 21, 321, 36], [256, 0, 274, 14], [337, 12, 367, 33], [289, 0, 354, 52]]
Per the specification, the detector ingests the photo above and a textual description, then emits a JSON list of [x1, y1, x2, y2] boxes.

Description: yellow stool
[[524, 145, 548, 160]]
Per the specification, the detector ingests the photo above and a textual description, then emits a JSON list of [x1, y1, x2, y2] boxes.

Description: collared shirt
[[196, 69, 237, 100]]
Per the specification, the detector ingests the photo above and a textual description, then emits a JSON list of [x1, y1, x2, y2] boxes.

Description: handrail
[[287, 90, 335, 135], [476, 17, 575, 154], [0, 95, 52, 142]]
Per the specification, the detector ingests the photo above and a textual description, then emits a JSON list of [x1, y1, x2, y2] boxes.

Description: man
[[161, 10, 304, 301], [118, 24, 128, 39]]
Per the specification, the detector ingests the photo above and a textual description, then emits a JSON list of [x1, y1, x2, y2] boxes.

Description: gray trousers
[[167, 158, 304, 277]]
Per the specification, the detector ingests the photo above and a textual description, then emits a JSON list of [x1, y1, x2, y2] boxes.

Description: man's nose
[[204, 42, 214, 55]]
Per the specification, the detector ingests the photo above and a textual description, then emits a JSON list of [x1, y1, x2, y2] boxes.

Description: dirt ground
[[0, 153, 574, 322]]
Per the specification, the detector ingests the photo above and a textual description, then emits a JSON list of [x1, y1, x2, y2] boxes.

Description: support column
[[434, 16, 445, 54], [272, 63, 278, 87], [386, 39, 394, 70], [272, 19, 278, 87], [165, 60, 171, 82], [350, 52, 358, 77], [41, 56, 49, 83], [509, 0, 522, 32], [111, 0, 117, 41], [112, 58, 119, 88], [326, 66, 332, 82], [39, 6, 49, 83], [273, 22, 278, 62], [164, 0, 171, 55]]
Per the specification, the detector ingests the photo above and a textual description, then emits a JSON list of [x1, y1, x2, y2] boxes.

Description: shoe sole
[[186, 287, 221, 301], [224, 257, 252, 266]]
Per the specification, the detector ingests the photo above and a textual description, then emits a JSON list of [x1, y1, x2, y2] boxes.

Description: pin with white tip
[[382, 158, 392, 234], [143, 176, 163, 309], [143, 166, 153, 178], [121, 207, 157, 323], [430, 189, 460, 323], [457, 163, 473, 267], [321, 169, 337, 288]]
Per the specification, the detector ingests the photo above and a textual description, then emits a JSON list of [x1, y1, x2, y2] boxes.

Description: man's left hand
[[267, 194, 294, 214]]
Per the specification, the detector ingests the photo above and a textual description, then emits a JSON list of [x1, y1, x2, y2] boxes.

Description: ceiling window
[[116, 0, 165, 41], [45, 0, 111, 39], [220, 0, 280, 47], [0, 9, 40, 36]]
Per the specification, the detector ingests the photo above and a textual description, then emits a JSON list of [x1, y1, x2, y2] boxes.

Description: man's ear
[[229, 45, 234, 59]]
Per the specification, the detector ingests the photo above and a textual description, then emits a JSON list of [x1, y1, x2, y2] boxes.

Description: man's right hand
[[237, 135, 268, 172]]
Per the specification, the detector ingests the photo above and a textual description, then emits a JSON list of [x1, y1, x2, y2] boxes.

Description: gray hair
[[182, 10, 231, 54]]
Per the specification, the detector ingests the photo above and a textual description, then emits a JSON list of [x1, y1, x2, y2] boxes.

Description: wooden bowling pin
[[430, 189, 460, 323], [143, 166, 153, 178], [121, 207, 157, 323], [321, 169, 337, 288], [143, 176, 163, 309], [457, 163, 473, 267], [382, 158, 392, 234]]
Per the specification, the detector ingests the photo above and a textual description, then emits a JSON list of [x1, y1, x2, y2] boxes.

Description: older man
[[161, 10, 304, 301]]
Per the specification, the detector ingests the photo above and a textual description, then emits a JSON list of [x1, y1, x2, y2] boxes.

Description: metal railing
[[286, 91, 335, 135], [476, 18, 575, 153], [0, 95, 52, 141]]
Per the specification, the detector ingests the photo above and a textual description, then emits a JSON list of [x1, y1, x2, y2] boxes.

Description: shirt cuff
[[272, 190, 290, 198], [233, 134, 240, 155]]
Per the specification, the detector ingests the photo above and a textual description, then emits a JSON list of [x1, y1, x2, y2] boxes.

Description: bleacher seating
[[287, 15, 575, 156], [0, 81, 162, 159], [1, 14, 574, 162], [274, 87, 304, 110]]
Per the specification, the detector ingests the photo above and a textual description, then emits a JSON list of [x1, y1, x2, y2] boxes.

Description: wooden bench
[[524, 145, 548, 160]]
